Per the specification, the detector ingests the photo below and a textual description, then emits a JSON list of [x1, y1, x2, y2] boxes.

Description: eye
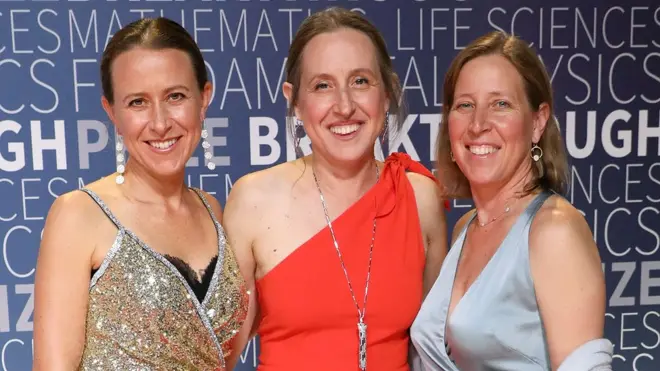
[[168, 92, 186, 101], [354, 77, 370, 85], [128, 98, 145, 107], [495, 100, 510, 108], [314, 81, 330, 90], [455, 102, 473, 110]]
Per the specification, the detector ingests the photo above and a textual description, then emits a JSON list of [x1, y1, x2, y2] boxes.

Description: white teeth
[[149, 138, 177, 150], [469, 145, 498, 155], [330, 124, 360, 135]]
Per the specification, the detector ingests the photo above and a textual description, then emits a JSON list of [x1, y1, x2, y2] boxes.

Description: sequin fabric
[[78, 188, 249, 371]]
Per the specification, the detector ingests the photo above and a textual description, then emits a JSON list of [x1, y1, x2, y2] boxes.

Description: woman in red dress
[[224, 7, 449, 371]]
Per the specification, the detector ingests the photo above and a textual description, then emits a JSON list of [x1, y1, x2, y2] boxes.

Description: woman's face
[[284, 28, 390, 166], [103, 47, 211, 180], [448, 54, 547, 191]]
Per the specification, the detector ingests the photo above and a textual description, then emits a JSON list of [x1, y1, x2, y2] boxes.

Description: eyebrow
[[307, 67, 377, 81], [454, 90, 511, 99], [121, 85, 191, 104]]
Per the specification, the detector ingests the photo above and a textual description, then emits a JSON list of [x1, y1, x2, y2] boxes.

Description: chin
[[327, 146, 374, 163], [145, 160, 188, 179], [462, 170, 502, 189]]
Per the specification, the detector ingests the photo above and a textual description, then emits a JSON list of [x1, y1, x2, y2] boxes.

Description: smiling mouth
[[468, 145, 499, 155], [330, 124, 361, 135], [148, 138, 179, 150]]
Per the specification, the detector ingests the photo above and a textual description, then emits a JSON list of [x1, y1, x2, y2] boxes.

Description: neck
[[119, 158, 187, 208], [470, 167, 533, 226], [309, 153, 379, 200]]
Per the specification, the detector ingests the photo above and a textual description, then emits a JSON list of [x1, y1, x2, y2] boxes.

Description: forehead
[[110, 47, 195, 91], [455, 54, 525, 95], [300, 28, 380, 77]]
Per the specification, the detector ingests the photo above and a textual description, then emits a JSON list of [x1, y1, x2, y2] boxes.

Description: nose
[[148, 102, 173, 135], [468, 105, 490, 135], [333, 86, 356, 118]]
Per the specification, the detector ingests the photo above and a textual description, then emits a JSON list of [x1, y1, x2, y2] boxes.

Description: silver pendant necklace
[[476, 197, 518, 227], [312, 163, 379, 371]]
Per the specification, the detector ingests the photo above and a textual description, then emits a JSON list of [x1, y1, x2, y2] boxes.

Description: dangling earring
[[201, 120, 215, 170], [450, 151, 455, 162], [294, 118, 306, 139], [531, 143, 543, 162], [381, 112, 390, 145], [294, 118, 305, 158], [115, 134, 125, 185]]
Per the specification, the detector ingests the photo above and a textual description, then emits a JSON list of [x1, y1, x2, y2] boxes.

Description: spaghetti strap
[[189, 188, 223, 231], [79, 188, 124, 230]]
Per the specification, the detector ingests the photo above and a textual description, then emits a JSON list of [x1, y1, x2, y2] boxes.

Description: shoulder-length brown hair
[[436, 31, 569, 199]]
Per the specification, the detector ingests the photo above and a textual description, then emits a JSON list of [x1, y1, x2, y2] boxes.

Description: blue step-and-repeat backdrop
[[0, 0, 658, 370]]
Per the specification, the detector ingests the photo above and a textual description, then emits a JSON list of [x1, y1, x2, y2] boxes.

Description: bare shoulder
[[406, 171, 438, 191], [227, 159, 303, 210], [528, 194, 603, 282], [224, 159, 305, 239], [46, 188, 104, 230], [405, 172, 442, 208], [43, 176, 127, 253], [529, 195, 597, 256], [40, 187, 106, 259], [405, 172, 446, 224]]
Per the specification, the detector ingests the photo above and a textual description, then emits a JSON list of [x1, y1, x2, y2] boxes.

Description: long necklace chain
[[312, 164, 379, 371]]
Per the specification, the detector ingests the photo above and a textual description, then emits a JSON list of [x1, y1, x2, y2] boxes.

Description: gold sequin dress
[[78, 188, 248, 370]]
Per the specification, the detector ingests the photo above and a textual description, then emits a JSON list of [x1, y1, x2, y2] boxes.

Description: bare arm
[[222, 176, 260, 369], [530, 199, 607, 370], [33, 193, 98, 370], [407, 173, 449, 298]]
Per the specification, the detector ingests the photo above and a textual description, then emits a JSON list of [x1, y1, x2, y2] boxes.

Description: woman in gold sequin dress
[[33, 18, 250, 370]]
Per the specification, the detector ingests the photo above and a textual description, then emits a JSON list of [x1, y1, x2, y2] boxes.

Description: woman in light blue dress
[[411, 31, 613, 371]]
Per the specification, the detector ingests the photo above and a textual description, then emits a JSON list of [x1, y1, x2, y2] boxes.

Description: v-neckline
[[81, 187, 228, 366], [442, 193, 543, 344], [122, 222, 222, 306], [445, 215, 509, 324], [85, 187, 223, 307]]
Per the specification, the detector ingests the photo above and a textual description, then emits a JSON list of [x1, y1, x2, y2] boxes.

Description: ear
[[532, 102, 550, 143], [200, 81, 213, 120], [282, 82, 301, 118], [101, 96, 121, 135]]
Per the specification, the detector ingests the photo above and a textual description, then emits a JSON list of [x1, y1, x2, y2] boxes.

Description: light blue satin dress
[[410, 191, 613, 371]]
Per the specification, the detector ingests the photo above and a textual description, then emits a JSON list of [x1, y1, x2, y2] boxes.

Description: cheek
[[494, 114, 530, 143], [115, 111, 146, 137], [298, 96, 331, 124], [170, 104, 203, 129], [447, 113, 467, 141], [355, 90, 386, 114]]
